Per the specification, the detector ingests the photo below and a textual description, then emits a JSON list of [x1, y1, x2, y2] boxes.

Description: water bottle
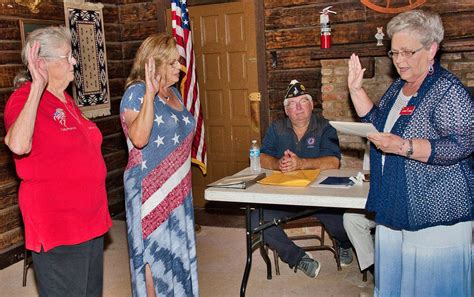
[[249, 140, 261, 173]]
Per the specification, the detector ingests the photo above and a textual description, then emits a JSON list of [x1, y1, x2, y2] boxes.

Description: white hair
[[387, 10, 444, 48], [283, 94, 313, 107]]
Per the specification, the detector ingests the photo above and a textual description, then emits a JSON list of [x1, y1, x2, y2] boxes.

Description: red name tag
[[400, 105, 415, 115]]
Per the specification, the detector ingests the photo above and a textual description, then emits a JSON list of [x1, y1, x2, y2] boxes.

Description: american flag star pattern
[[119, 83, 199, 296], [171, 0, 207, 174]]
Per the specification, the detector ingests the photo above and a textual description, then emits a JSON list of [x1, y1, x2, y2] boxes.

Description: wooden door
[[168, 2, 260, 207]]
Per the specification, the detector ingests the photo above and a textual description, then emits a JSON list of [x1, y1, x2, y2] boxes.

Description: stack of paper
[[207, 173, 266, 189]]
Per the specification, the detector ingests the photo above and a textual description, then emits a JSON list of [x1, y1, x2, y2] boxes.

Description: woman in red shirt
[[4, 26, 111, 296]]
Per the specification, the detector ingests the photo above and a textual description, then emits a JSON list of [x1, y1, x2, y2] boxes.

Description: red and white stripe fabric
[[140, 132, 193, 238]]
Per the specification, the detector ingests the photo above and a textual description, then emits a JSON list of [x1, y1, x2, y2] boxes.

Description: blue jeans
[[251, 207, 350, 267], [31, 236, 104, 297]]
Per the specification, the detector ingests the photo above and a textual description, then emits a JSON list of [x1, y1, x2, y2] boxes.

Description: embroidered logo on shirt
[[53, 108, 67, 127], [307, 137, 316, 148]]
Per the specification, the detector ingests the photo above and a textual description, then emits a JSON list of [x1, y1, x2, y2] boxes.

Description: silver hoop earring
[[428, 64, 434, 75]]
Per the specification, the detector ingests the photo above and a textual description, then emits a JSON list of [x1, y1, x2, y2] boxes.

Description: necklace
[[160, 87, 173, 102]]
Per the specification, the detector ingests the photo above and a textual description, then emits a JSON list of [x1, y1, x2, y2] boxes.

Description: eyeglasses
[[42, 52, 75, 64], [387, 47, 424, 59], [284, 97, 312, 109]]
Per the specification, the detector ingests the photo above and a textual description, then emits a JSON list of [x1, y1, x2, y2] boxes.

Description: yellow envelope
[[257, 169, 320, 187]]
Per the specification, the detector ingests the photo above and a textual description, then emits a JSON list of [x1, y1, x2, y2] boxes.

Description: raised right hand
[[27, 41, 48, 89], [144, 56, 160, 99], [347, 53, 366, 92]]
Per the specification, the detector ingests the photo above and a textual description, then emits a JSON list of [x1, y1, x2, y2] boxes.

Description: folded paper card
[[329, 121, 378, 137], [257, 169, 320, 187], [207, 173, 266, 189]]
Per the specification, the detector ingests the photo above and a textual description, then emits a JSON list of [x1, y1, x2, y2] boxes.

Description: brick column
[[320, 57, 394, 168]]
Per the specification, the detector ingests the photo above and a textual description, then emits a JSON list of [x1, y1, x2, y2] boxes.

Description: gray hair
[[13, 70, 31, 89], [21, 26, 72, 66], [387, 10, 444, 48]]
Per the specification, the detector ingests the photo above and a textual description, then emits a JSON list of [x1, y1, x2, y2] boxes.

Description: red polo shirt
[[4, 82, 112, 252]]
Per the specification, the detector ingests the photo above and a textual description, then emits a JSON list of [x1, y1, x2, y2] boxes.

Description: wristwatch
[[406, 139, 413, 158]]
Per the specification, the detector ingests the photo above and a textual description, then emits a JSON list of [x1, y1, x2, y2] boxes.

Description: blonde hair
[[125, 33, 177, 89], [387, 10, 444, 48], [21, 26, 72, 66]]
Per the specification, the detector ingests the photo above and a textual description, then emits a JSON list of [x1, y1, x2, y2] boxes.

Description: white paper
[[329, 121, 378, 137]]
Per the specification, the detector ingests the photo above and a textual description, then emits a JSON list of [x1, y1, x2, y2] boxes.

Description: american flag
[[171, 0, 207, 174]]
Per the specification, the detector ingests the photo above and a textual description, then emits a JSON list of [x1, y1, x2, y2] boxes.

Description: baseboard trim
[[0, 243, 25, 270]]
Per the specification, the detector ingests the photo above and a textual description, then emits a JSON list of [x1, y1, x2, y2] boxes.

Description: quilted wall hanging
[[64, 0, 110, 118]]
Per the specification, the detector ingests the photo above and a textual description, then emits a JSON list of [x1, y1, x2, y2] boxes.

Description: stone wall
[[441, 52, 474, 88]]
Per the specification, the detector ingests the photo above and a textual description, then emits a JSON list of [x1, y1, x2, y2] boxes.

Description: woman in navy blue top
[[348, 10, 472, 297]]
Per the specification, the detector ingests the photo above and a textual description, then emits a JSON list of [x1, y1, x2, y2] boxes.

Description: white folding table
[[205, 168, 369, 297]]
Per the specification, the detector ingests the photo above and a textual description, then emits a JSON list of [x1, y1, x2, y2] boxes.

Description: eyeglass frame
[[387, 46, 424, 59], [41, 52, 75, 64], [283, 96, 312, 109]]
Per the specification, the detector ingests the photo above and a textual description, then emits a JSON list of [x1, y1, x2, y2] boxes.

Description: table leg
[[258, 207, 272, 280], [240, 205, 253, 297]]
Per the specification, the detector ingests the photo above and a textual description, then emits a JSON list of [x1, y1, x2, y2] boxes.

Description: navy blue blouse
[[361, 62, 473, 231]]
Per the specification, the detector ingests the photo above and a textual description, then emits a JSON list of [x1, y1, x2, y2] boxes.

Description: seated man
[[251, 80, 353, 279]]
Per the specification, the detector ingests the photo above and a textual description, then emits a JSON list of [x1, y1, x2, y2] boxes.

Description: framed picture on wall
[[19, 19, 63, 46]]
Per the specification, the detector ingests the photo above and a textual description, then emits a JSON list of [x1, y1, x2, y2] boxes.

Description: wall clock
[[361, 0, 426, 13]]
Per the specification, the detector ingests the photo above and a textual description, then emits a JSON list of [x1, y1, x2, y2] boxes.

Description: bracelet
[[406, 139, 414, 158]]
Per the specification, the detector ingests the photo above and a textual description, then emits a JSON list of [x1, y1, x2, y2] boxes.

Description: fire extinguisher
[[320, 6, 337, 49]]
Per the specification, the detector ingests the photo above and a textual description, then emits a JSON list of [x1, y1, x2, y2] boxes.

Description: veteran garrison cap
[[284, 79, 312, 101]]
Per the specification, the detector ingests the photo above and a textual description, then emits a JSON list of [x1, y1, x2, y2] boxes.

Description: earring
[[428, 64, 434, 75]]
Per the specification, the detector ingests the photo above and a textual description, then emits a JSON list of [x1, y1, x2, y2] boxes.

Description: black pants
[[31, 236, 104, 297], [251, 207, 351, 267]]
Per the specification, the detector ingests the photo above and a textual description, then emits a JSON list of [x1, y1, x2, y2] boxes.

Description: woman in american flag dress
[[119, 34, 199, 297]]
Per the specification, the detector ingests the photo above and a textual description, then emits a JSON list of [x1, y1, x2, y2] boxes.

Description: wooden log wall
[[264, 0, 474, 122], [0, 0, 170, 269]]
